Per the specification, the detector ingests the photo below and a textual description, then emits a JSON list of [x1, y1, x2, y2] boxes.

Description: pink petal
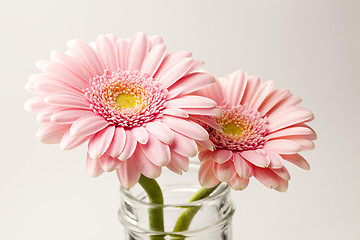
[[51, 109, 93, 124], [60, 130, 91, 150], [228, 174, 250, 191], [132, 147, 162, 179], [254, 167, 289, 192], [266, 126, 315, 140], [116, 158, 141, 189], [139, 133, 171, 166], [213, 160, 236, 182], [67, 39, 104, 77], [50, 50, 92, 82], [99, 153, 121, 172], [116, 39, 129, 70], [86, 154, 104, 177], [37, 109, 54, 123], [212, 150, 233, 164], [87, 125, 115, 159], [127, 33, 149, 71], [24, 96, 47, 113], [34, 75, 82, 95], [225, 70, 247, 106], [153, 51, 192, 79], [249, 80, 275, 110], [198, 150, 212, 162], [161, 116, 209, 141], [43, 62, 88, 90], [145, 121, 174, 145], [266, 152, 284, 169], [169, 72, 216, 96], [272, 166, 291, 181], [263, 139, 301, 154], [267, 95, 302, 116], [163, 108, 189, 118], [140, 44, 166, 77], [45, 93, 90, 109], [258, 89, 290, 115], [96, 35, 117, 73], [191, 115, 222, 132], [233, 153, 254, 178], [281, 136, 315, 151], [240, 150, 270, 167], [281, 153, 310, 170], [131, 126, 148, 145], [36, 123, 71, 144], [186, 59, 203, 74], [196, 139, 214, 151], [70, 115, 109, 137], [149, 35, 164, 49], [107, 127, 126, 157], [170, 131, 198, 157], [166, 151, 189, 174], [183, 107, 221, 117], [167, 95, 217, 109], [267, 108, 314, 132], [157, 58, 193, 88], [118, 130, 137, 161], [240, 75, 262, 105], [196, 79, 224, 105], [198, 159, 220, 188]]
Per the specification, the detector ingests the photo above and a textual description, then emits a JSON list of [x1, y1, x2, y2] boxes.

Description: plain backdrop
[[1, 0, 359, 239]]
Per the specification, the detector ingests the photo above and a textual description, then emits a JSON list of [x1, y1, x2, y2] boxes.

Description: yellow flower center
[[222, 122, 244, 136], [116, 93, 138, 109]]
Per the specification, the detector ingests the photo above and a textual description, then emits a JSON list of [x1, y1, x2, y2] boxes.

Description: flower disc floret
[[84, 70, 168, 129]]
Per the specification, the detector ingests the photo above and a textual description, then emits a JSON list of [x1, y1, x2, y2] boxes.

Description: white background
[[1, 0, 359, 239]]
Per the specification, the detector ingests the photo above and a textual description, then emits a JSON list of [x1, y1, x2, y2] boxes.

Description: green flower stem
[[171, 184, 220, 240], [138, 174, 165, 240]]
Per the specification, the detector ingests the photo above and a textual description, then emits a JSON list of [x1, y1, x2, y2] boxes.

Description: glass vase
[[118, 162, 235, 240]]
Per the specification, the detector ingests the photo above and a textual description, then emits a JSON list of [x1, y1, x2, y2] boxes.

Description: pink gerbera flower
[[25, 33, 219, 188], [197, 70, 316, 192]]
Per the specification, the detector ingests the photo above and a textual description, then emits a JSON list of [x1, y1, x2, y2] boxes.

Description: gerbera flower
[[25, 33, 219, 188], [197, 70, 316, 192]]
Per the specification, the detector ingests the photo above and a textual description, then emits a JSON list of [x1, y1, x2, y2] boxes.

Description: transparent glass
[[118, 162, 235, 240]]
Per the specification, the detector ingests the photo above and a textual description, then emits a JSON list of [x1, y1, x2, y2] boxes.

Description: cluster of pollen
[[207, 104, 268, 152], [84, 70, 168, 128]]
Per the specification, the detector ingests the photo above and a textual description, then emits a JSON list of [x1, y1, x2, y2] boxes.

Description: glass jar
[[118, 162, 235, 240]]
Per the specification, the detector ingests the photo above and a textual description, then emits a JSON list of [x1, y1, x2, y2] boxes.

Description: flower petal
[[131, 126, 148, 145], [281, 153, 310, 170], [36, 123, 71, 144], [272, 166, 291, 181], [225, 70, 247, 106], [171, 131, 198, 157], [167, 95, 217, 109], [166, 151, 189, 174], [169, 72, 215, 97], [51, 108, 93, 124], [118, 129, 137, 161], [161, 116, 209, 141], [86, 154, 104, 177], [99, 153, 121, 172], [140, 44, 166, 77], [254, 167, 289, 192], [60, 130, 91, 150], [67, 39, 104, 77], [163, 108, 189, 118], [157, 58, 193, 89], [127, 33, 149, 71], [263, 139, 301, 154], [240, 150, 270, 168], [228, 174, 250, 190], [233, 153, 254, 178], [70, 115, 109, 137], [88, 125, 115, 159], [213, 160, 236, 182], [139, 133, 171, 166], [198, 150, 212, 162], [107, 127, 126, 157], [198, 159, 220, 188], [132, 147, 162, 179], [145, 121, 174, 145], [45, 93, 90, 110], [116, 39, 129, 70], [267, 152, 284, 169], [116, 158, 141, 189], [249, 80, 275, 110], [267, 108, 314, 132], [212, 150, 233, 164], [96, 35, 117, 73]]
